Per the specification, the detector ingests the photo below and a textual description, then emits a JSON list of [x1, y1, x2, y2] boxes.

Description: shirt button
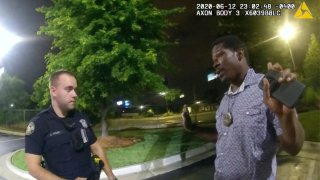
[[246, 111, 250, 115], [223, 132, 227, 136], [220, 153, 224, 155]]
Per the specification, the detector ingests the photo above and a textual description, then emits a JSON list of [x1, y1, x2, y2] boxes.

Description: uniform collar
[[48, 105, 75, 119]]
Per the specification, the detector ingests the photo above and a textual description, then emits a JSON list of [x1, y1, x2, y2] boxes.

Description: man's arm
[[263, 62, 305, 155], [277, 108, 305, 155], [25, 153, 64, 180], [90, 141, 117, 180], [182, 111, 218, 142]]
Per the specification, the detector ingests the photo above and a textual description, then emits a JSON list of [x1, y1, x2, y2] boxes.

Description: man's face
[[212, 43, 241, 82], [51, 74, 78, 112]]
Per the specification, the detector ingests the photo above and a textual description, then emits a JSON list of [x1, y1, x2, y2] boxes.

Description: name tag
[[49, 131, 62, 137]]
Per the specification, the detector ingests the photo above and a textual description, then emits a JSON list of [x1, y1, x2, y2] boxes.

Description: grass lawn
[[12, 126, 209, 171], [299, 110, 320, 142], [106, 127, 210, 168]]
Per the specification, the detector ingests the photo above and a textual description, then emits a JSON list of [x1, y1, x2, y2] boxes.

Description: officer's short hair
[[49, 70, 76, 87], [212, 35, 249, 61]]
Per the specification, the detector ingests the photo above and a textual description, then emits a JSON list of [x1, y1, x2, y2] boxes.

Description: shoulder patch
[[26, 122, 35, 135]]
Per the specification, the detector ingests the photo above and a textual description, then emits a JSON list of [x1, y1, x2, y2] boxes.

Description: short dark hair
[[212, 35, 249, 60], [49, 70, 76, 87]]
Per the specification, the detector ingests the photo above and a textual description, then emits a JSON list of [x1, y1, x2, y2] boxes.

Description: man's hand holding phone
[[261, 62, 305, 116]]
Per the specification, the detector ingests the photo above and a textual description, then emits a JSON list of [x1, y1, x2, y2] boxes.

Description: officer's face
[[51, 74, 78, 111], [212, 43, 241, 82]]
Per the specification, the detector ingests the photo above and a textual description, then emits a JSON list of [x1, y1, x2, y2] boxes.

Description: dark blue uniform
[[25, 106, 97, 179]]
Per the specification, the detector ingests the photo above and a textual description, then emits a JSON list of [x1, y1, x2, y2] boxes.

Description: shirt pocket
[[241, 107, 266, 160], [45, 133, 72, 162]]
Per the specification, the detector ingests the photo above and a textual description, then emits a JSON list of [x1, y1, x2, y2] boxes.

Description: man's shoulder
[[30, 108, 52, 124], [253, 71, 264, 80], [244, 68, 264, 88], [72, 111, 93, 127], [26, 108, 52, 136], [72, 110, 87, 119], [249, 68, 264, 80]]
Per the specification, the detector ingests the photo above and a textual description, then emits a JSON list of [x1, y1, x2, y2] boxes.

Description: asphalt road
[[0, 133, 24, 156]]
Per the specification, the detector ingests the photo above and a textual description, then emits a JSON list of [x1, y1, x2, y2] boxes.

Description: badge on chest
[[223, 112, 233, 127]]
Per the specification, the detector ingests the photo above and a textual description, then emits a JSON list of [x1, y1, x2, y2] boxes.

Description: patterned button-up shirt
[[214, 69, 283, 180]]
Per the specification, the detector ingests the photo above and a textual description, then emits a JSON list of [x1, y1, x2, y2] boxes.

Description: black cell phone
[[258, 70, 305, 108]]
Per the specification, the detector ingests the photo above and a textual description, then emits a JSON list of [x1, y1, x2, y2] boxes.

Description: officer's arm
[[25, 153, 64, 180], [90, 141, 117, 180]]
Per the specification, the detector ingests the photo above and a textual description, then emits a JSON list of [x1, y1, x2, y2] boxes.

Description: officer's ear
[[50, 86, 57, 96]]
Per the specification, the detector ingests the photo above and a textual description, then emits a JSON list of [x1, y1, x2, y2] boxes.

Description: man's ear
[[50, 86, 56, 96], [236, 49, 245, 61]]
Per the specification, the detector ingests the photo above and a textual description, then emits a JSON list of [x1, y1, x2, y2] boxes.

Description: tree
[[303, 34, 320, 90], [0, 72, 30, 109], [160, 88, 181, 113], [33, 0, 183, 136], [301, 34, 320, 109]]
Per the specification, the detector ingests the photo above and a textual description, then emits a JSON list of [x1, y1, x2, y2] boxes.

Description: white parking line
[[0, 138, 24, 143]]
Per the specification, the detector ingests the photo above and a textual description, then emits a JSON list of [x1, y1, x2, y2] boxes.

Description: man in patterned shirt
[[182, 35, 305, 179]]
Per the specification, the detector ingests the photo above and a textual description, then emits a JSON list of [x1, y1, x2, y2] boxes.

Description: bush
[[299, 87, 320, 112], [142, 108, 154, 117]]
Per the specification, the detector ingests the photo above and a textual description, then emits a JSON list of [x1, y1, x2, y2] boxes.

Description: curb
[[6, 152, 35, 180], [0, 129, 25, 136], [7, 143, 215, 180]]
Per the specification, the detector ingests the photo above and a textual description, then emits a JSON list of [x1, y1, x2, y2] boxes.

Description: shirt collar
[[226, 68, 257, 95], [227, 81, 245, 95]]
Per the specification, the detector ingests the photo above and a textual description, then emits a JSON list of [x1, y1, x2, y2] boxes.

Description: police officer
[[25, 70, 117, 180]]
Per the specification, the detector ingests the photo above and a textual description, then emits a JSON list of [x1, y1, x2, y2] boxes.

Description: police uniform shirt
[[25, 106, 97, 179]]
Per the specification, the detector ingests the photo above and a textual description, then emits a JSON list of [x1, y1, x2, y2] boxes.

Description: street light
[[278, 22, 297, 69], [159, 91, 169, 113], [0, 25, 22, 61], [159, 92, 167, 96], [278, 23, 296, 42], [0, 25, 22, 78]]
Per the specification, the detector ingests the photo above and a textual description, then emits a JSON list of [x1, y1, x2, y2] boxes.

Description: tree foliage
[[301, 34, 320, 110], [303, 34, 320, 90], [163, 89, 181, 102], [32, 0, 183, 136], [0, 72, 30, 109]]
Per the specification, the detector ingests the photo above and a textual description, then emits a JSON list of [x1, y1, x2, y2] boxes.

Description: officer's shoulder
[[73, 111, 89, 119], [74, 111, 93, 126], [30, 108, 52, 124], [26, 108, 52, 135]]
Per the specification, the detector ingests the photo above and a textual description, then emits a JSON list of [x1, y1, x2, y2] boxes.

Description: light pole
[[278, 23, 297, 69], [159, 91, 168, 113]]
